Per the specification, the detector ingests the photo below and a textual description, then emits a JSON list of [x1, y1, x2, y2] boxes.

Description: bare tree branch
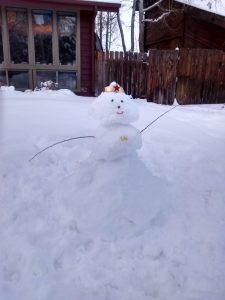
[[143, 11, 170, 23], [143, 0, 164, 12]]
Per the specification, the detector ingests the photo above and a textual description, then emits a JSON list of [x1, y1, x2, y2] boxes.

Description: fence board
[[147, 49, 178, 105], [95, 49, 225, 105], [176, 49, 225, 104]]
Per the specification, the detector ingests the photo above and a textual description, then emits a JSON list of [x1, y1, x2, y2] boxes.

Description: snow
[[0, 87, 225, 300], [92, 89, 139, 126], [176, 0, 225, 17], [91, 89, 142, 160], [82, 0, 121, 4]]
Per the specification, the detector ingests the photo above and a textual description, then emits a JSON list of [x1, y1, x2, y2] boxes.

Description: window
[[32, 10, 53, 64], [36, 70, 56, 87], [0, 9, 3, 63], [8, 70, 29, 90], [0, 71, 6, 86], [36, 71, 76, 90], [58, 72, 76, 90], [57, 12, 76, 65], [6, 8, 28, 64], [1, 6, 79, 91]]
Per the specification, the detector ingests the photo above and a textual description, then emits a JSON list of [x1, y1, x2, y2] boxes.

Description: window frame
[[0, 4, 80, 91]]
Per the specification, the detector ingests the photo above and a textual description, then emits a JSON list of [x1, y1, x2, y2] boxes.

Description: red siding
[[79, 10, 95, 95]]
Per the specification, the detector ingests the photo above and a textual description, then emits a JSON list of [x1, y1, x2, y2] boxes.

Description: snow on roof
[[176, 0, 225, 17], [81, 0, 121, 4]]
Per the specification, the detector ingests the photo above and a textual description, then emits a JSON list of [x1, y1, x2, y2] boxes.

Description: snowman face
[[93, 92, 139, 125]]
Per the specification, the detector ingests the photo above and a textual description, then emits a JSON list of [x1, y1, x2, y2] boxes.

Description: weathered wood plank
[[177, 49, 225, 104], [95, 49, 225, 105], [147, 49, 178, 104]]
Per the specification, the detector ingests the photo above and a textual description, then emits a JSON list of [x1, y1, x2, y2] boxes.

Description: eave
[[0, 0, 121, 12]]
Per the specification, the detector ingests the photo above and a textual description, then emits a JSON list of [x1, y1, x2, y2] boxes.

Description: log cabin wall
[[143, 0, 225, 51], [183, 8, 225, 50]]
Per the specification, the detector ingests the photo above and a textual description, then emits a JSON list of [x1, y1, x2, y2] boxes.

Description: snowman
[[91, 82, 142, 161], [56, 83, 172, 240]]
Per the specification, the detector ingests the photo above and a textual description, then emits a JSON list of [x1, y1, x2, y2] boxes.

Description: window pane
[[8, 70, 29, 90], [58, 72, 76, 90], [57, 12, 76, 65], [33, 10, 53, 64], [6, 8, 28, 64], [0, 71, 7, 86], [0, 9, 3, 63], [36, 70, 56, 87]]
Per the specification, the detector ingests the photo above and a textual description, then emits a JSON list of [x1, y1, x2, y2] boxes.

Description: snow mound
[[0, 92, 225, 300], [57, 155, 172, 240]]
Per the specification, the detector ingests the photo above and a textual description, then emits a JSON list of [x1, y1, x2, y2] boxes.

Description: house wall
[[144, 10, 184, 51], [79, 10, 95, 95], [0, 1, 97, 95], [183, 11, 225, 50], [144, 0, 225, 51]]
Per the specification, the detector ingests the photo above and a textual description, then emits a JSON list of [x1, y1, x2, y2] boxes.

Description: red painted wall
[[79, 10, 95, 95]]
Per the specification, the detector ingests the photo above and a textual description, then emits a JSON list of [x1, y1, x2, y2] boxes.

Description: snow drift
[[0, 87, 225, 300]]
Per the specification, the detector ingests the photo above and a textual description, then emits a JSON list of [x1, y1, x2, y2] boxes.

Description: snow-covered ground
[[0, 87, 225, 300]]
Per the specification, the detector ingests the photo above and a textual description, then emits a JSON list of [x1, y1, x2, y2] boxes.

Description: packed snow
[[0, 86, 225, 300], [91, 83, 141, 160]]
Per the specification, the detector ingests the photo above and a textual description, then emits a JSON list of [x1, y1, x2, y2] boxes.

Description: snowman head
[[93, 83, 139, 125]]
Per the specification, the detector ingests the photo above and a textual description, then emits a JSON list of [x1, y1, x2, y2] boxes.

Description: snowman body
[[58, 85, 171, 239], [92, 89, 142, 161]]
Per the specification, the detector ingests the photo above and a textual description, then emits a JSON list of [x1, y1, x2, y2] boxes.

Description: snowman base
[[57, 154, 172, 241], [91, 124, 142, 162]]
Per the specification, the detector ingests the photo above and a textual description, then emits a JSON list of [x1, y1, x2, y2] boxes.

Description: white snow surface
[[91, 91, 141, 160], [176, 0, 225, 17], [0, 88, 225, 300], [82, 0, 121, 4], [92, 91, 139, 125]]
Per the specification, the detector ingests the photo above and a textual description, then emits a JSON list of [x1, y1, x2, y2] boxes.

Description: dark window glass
[[6, 8, 28, 64], [0, 9, 3, 63], [0, 71, 7, 86], [58, 72, 76, 90], [57, 12, 76, 65], [8, 70, 29, 90], [33, 10, 53, 64], [36, 70, 56, 87]]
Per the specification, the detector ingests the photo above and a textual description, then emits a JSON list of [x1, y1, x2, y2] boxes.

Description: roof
[[77, 0, 121, 11], [176, 0, 225, 17], [1, 0, 121, 12]]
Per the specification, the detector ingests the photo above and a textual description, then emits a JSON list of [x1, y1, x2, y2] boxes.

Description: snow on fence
[[95, 49, 225, 105]]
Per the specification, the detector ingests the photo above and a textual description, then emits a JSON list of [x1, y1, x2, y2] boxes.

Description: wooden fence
[[95, 49, 225, 105]]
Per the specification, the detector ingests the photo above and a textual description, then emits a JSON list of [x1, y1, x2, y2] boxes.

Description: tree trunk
[[139, 0, 145, 52], [105, 12, 110, 51], [99, 11, 103, 45], [117, 12, 126, 52], [130, 0, 137, 52]]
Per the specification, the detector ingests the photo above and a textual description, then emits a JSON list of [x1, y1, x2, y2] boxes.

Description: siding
[[79, 10, 95, 95], [184, 13, 225, 50], [143, 0, 225, 51]]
